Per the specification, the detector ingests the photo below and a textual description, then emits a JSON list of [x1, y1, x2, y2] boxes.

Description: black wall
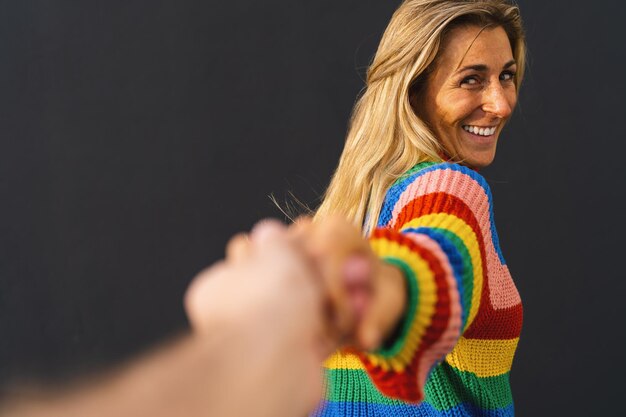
[[1, 1, 625, 415]]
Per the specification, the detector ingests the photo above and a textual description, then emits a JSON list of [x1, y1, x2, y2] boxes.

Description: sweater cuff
[[360, 227, 460, 402], [367, 228, 437, 370]]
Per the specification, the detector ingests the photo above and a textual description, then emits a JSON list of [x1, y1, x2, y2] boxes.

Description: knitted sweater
[[314, 162, 523, 416]]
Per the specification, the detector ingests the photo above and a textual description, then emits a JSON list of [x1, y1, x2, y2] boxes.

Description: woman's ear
[[409, 91, 419, 114], [408, 77, 426, 114]]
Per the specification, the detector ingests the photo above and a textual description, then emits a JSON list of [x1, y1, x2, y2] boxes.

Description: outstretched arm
[[1, 220, 375, 417]]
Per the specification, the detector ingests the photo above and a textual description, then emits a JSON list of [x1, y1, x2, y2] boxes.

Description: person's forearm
[[0, 331, 267, 417], [0, 219, 362, 417]]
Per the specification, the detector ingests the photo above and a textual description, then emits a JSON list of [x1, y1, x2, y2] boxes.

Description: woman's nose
[[481, 82, 514, 119]]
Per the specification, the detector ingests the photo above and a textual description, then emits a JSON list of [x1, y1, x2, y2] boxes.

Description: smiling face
[[413, 25, 518, 169]]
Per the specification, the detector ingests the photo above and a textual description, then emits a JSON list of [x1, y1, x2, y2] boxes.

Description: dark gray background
[[1, 0, 625, 415]]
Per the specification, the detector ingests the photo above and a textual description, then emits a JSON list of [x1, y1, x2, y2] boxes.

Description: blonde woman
[[311, 0, 526, 415]]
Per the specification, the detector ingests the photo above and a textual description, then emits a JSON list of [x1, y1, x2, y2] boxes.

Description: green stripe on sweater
[[324, 363, 512, 410], [392, 161, 439, 186]]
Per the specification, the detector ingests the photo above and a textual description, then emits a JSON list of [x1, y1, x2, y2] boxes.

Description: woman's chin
[[459, 150, 496, 169]]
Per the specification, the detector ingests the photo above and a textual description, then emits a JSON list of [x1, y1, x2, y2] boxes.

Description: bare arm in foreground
[[1, 220, 373, 417]]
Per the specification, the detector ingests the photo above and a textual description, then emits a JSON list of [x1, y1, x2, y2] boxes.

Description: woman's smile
[[461, 123, 500, 147], [462, 125, 497, 137]]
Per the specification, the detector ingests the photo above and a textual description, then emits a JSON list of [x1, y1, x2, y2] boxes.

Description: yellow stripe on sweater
[[400, 213, 483, 331], [323, 351, 365, 370], [325, 337, 520, 377], [445, 336, 519, 377]]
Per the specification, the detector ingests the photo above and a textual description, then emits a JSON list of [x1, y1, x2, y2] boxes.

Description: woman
[[312, 0, 525, 415]]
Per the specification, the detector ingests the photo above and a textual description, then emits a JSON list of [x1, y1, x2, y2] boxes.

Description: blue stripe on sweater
[[313, 401, 515, 417], [403, 227, 469, 329]]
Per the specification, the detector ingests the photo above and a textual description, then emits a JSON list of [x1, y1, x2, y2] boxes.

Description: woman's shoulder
[[378, 161, 495, 228], [390, 161, 492, 198], [396, 160, 488, 186]]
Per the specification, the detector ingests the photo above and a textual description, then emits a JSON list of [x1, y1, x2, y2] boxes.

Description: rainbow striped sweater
[[314, 162, 523, 416]]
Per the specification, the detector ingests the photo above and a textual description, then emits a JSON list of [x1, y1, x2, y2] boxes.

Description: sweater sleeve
[[350, 162, 521, 402]]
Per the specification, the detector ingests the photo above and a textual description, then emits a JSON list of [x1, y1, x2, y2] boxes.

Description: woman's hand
[[291, 216, 407, 351], [187, 216, 407, 353]]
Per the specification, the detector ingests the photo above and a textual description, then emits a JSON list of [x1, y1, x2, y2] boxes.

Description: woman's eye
[[500, 71, 516, 82], [460, 76, 480, 87]]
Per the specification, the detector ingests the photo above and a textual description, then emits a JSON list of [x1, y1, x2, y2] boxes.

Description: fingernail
[[342, 255, 371, 285]]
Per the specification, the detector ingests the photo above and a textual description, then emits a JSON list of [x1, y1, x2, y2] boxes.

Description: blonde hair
[[314, 0, 526, 234]]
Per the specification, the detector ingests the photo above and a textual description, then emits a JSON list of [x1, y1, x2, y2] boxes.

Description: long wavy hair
[[314, 0, 526, 234]]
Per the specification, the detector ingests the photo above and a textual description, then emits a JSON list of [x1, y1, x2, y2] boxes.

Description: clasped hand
[[183, 217, 406, 414], [186, 216, 407, 353]]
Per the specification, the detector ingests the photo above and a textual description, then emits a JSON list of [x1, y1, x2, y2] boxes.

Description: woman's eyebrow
[[455, 59, 517, 74], [503, 59, 516, 69]]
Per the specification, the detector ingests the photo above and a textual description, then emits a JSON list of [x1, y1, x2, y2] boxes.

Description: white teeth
[[463, 125, 497, 136]]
